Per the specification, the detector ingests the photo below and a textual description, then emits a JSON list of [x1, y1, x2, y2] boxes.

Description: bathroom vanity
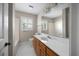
[[32, 34, 69, 56], [33, 36, 58, 56]]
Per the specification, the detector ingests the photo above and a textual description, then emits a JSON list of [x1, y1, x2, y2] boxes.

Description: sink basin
[[47, 36, 52, 39], [40, 36, 48, 41]]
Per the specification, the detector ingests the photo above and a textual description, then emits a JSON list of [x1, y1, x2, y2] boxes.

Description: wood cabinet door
[[36, 39, 40, 56], [32, 38, 35, 50], [40, 49, 46, 56], [32, 38, 37, 55], [39, 41, 46, 56], [46, 48, 58, 56]]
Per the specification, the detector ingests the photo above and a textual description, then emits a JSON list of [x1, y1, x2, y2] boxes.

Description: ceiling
[[15, 3, 69, 18], [15, 3, 48, 14]]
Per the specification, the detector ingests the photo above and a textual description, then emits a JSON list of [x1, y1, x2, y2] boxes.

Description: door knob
[[4, 42, 11, 47]]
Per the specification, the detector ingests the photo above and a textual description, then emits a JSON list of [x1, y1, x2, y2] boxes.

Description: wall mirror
[[41, 4, 70, 38]]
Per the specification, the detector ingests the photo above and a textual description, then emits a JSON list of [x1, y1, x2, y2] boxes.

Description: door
[[48, 23, 54, 35], [0, 3, 9, 56]]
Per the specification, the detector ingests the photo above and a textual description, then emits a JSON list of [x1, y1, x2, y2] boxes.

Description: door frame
[[8, 3, 14, 56]]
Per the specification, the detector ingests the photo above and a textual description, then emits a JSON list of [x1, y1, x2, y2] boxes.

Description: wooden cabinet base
[[32, 36, 59, 56], [46, 48, 58, 56]]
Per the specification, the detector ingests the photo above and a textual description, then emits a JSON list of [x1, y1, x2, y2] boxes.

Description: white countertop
[[33, 34, 69, 56]]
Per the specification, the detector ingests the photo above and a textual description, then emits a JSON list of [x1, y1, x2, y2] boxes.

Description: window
[[41, 20, 48, 30], [21, 16, 33, 31]]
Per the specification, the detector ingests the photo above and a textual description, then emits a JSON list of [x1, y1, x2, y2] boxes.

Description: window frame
[[20, 16, 33, 31]]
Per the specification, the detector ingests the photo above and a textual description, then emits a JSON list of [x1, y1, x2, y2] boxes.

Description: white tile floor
[[16, 40, 36, 56]]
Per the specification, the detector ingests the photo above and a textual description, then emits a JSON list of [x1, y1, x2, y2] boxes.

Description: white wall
[[37, 14, 42, 33], [71, 4, 79, 56], [72, 3, 79, 56], [15, 11, 37, 42], [76, 4, 79, 56]]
